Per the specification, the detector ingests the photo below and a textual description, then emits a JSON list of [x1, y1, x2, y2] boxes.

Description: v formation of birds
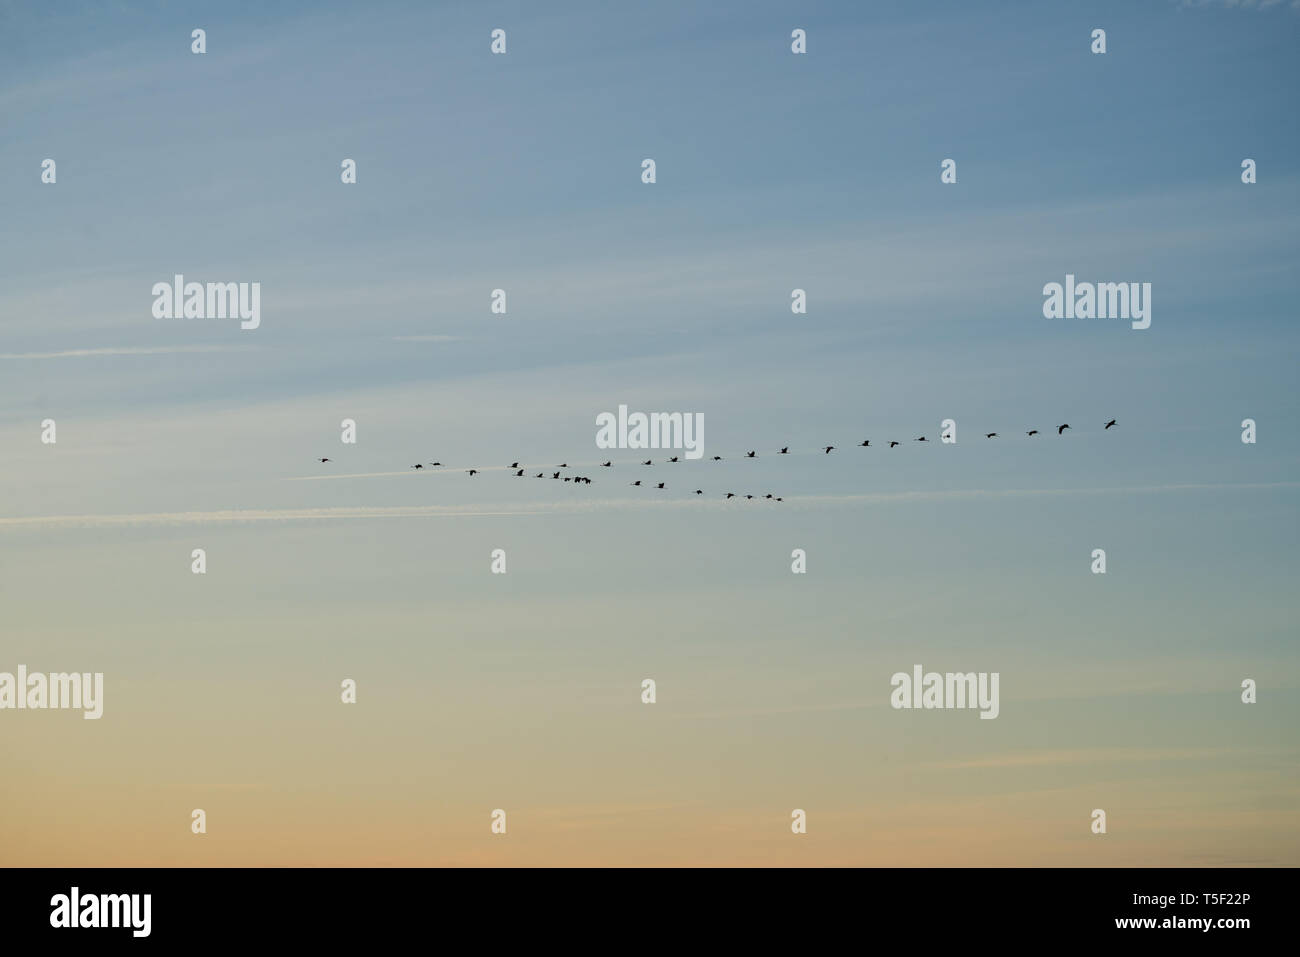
[[319, 420, 1115, 499]]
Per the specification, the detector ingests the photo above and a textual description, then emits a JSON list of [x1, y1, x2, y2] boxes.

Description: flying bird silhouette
[[389, 409, 1109, 508]]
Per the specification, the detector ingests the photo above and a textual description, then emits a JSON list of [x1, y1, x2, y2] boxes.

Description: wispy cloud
[[389, 335, 466, 343], [1178, 0, 1298, 10], [913, 747, 1283, 771], [2, 481, 1295, 530], [288, 470, 425, 481], [0, 345, 260, 360]]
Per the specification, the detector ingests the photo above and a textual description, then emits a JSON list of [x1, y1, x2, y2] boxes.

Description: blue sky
[[1, 0, 1297, 864], [1, 0, 1296, 517]]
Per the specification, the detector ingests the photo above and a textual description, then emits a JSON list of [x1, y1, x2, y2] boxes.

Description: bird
[[385, 411, 1108, 508], [631, 481, 642, 487], [317, 457, 330, 463]]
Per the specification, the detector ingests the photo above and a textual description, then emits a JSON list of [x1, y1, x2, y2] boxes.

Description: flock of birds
[[314, 419, 1118, 501]]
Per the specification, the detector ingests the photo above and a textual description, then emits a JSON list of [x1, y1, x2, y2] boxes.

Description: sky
[[0, 0, 1297, 866]]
